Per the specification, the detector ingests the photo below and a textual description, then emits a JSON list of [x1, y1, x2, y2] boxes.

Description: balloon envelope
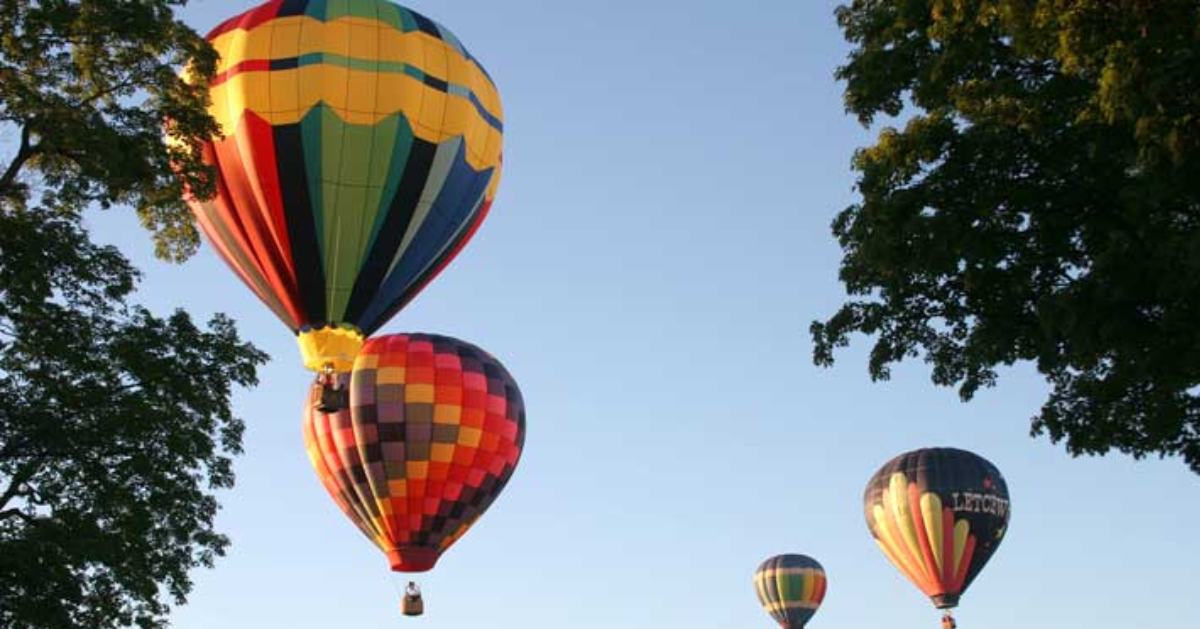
[[863, 448, 1010, 609], [302, 333, 524, 571], [754, 554, 827, 628], [188, 0, 504, 370]]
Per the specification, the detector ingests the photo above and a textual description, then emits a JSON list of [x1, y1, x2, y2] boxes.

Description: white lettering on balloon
[[950, 492, 1010, 519]]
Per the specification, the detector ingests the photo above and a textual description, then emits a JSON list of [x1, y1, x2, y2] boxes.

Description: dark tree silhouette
[[815, 1, 1200, 473], [1, 2, 268, 626]]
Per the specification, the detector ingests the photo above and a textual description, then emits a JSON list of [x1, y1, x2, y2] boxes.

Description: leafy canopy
[[0, 208, 267, 628], [814, 1, 1200, 472], [0, 2, 270, 627], [0, 0, 218, 261]]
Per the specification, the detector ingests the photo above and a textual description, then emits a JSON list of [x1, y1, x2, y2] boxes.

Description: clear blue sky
[[82, 0, 1200, 627]]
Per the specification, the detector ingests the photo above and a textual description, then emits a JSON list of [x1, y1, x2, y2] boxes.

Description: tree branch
[[0, 463, 39, 511], [80, 73, 151, 108], [0, 508, 37, 525], [0, 125, 37, 197]]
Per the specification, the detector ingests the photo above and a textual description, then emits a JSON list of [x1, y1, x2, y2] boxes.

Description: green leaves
[[0, 4, 267, 625], [0, 207, 267, 628], [818, 0, 1200, 472], [0, 0, 218, 259]]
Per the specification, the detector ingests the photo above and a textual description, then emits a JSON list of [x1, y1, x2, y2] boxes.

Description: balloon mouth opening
[[932, 594, 960, 609], [297, 325, 365, 372], [387, 547, 440, 573]]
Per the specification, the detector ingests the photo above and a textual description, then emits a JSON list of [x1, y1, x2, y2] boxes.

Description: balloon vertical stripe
[[920, 493, 944, 575], [274, 120, 328, 322], [940, 507, 955, 585]]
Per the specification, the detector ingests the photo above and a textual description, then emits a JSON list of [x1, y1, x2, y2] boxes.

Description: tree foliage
[[815, 0, 1200, 472], [0, 2, 269, 626], [0, 208, 267, 628], [0, 0, 218, 261]]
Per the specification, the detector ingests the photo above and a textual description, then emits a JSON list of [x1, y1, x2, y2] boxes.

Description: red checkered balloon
[[302, 333, 525, 572]]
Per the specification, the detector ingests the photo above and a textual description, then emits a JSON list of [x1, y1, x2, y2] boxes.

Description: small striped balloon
[[754, 554, 827, 628]]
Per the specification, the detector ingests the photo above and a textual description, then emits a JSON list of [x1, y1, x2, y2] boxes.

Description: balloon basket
[[402, 583, 425, 617], [313, 381, 348, 413], [401, 595, 424, 617]]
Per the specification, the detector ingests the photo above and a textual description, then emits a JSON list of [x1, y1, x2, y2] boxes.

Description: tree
[[0, 0, 218, 261], [814, 1, 1200, 472], [0, 208, 266, 628], [0, 1, 269, 626]]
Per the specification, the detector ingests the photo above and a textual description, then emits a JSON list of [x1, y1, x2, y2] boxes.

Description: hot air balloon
[[186, 0, 504, 375], [302, 333, 524, 612], [754, 554, 827, 628], [863, 448, 1010, 625]]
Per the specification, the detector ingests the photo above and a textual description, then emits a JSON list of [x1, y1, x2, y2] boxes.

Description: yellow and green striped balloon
[[186, 0, 503, 372], [754, 554, 827, 628]]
